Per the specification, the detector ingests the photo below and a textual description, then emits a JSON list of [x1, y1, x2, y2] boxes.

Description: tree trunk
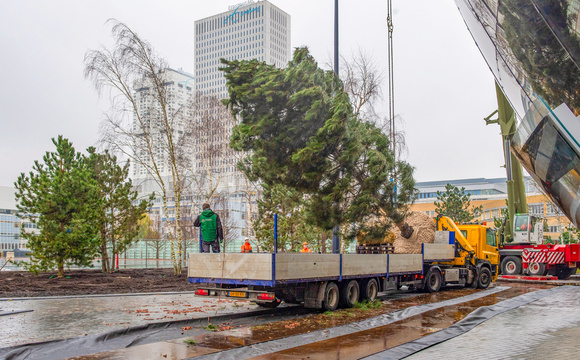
[[395, 220, 414, 239], [57, 261, 64, 278], [101, 239, 109, 273]]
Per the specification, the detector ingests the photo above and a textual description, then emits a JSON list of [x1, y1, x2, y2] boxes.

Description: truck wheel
[[527, 262, 547, 276], [323, 282, 340, 311], [501, 256, 522, 275], [424, 268, 441, 293], [339, 280, 360, 308], [555, 266, 575, 280], [477, 267, 492, 289], [360, 278, 378, 302]]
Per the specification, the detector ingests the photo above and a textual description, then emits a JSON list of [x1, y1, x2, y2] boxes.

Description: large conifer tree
[[15, 136, 99, 277], [222, 48, 416, 240]]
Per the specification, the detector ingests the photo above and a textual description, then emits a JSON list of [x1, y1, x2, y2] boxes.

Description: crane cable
[[387, 0, 397, 198]]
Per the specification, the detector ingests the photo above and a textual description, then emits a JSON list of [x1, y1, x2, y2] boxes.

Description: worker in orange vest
[[241, 238, 253, 253], [300, 242, 312, 253]]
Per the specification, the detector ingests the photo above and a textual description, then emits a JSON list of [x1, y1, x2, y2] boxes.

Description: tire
[[527, 262, 547, 276], [555, 266, 576, 280], [257, 298, 281, 308], [360, 278, 379, 302], [501, 256, 522, 275], [339, 280, 360, 308], [424, 268, 442, 293], [323, 282, 340, 311], [478, 267, 492, 289]]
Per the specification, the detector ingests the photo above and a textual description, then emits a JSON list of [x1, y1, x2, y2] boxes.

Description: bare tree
[[84, 20, 188, 274], [340, 48, 385, 122], [183, 93, 237, 201]]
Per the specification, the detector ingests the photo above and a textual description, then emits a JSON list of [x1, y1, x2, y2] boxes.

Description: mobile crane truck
[[188, 215, 498, 310], [485, 85, 580, 279]]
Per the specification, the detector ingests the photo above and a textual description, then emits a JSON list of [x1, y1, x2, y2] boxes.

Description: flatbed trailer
[[188, 231, 496, 310]]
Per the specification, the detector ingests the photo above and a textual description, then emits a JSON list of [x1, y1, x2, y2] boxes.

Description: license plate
[[228, 291, 247, 298]]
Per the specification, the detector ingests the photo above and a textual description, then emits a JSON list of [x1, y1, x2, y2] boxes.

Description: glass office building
[[457, 0, 580, 227]]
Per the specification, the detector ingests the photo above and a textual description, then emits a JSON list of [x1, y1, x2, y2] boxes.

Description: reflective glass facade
[[457, 0, 580, 226]]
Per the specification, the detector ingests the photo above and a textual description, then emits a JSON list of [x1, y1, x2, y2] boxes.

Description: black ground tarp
[[362, 286, 571, 360], [190, 286, 510, 360], [0, 306, 305, 360]]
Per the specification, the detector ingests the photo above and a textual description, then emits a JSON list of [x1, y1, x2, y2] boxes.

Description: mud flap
[[303, 281, 327, 309]]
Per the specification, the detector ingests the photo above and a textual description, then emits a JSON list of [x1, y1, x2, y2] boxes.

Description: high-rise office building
[[194, 0, 291, 98], [192, 1, 291, 250], [131, 68, 194, 195]]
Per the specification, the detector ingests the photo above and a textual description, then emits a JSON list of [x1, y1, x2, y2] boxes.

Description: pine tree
[[434, 184, 483, 223], [15, 136, 99, 277], [222, 48, 416, 240], [87, 147, 152, 272]]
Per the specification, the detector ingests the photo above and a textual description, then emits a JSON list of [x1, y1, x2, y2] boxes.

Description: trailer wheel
[[323, 282, 340, 311], [555, 266, 576, 280], [339, 280, 360, 308], [478, 267, 492, 289], [424, 268, 441, 293], [360, 278, 378, 302], [527, 262, 547, 276], [501, 256, 522, 275]]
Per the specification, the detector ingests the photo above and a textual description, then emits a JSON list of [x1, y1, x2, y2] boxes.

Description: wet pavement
[[0, 292, 260, 348]]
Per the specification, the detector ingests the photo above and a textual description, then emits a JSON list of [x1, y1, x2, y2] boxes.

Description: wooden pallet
[[356, 243, 394, 254]]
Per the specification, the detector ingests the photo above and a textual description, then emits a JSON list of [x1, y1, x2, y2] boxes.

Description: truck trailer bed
[[188, 244, 454, 286]]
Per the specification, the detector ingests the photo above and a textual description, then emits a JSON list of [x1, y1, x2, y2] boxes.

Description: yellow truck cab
[[430, 215, 500, 288], [456, 222, 500, 281]]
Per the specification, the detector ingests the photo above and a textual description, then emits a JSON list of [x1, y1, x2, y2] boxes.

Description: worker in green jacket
[[194, 203, 223, 253]]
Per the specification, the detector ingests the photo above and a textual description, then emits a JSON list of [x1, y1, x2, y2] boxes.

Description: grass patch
[[203, 324, 218, 332], [353, 299, 382, 310], [183, 339, 197, 345], [323, 310, 342, 317]]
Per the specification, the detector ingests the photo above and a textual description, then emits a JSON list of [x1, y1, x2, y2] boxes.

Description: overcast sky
[[0, 0, 505, 187]]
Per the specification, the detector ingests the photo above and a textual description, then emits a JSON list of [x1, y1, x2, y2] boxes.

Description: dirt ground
[[0, 268, 192, 298]]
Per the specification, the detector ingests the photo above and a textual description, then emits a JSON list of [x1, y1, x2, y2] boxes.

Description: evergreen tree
[[15, 136, 99, 277], [434, 184, 483, 223], [87, 147, 152, 272], [222, 48, 416, 240]]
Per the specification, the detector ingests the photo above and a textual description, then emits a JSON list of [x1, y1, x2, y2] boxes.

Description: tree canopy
[[87, 147, 152, 273], [221, 47, 416, 239]]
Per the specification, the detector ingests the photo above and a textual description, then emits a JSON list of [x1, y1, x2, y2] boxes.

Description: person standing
[[194, 203, 223, 253], [241, 238, 253, 253], [300, 242, 312, 253]]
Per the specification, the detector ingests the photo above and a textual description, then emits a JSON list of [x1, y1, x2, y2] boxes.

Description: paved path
[[0, 292, 259, 348], [406, 285, 580, 360]]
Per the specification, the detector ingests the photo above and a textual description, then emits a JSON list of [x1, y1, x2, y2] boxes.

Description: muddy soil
[[0, 268, 191, 298]]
